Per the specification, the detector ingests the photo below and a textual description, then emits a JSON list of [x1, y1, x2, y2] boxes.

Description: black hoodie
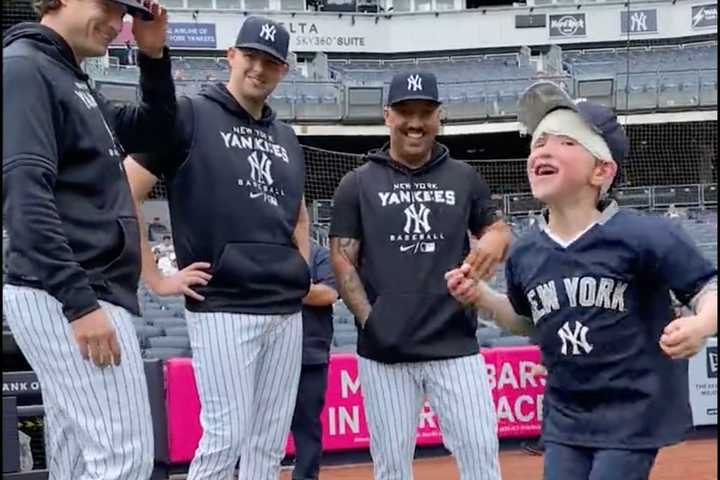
[[3, 23, 176, 321], [330, 144, 496, 363], [136, 83, 310, 315]]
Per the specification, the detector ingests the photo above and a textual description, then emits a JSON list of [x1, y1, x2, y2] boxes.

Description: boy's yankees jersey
[[506, 203, 717, 449]]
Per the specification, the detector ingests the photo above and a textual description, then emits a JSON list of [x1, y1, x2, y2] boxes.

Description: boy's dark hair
[[33, 0, 62, 17]]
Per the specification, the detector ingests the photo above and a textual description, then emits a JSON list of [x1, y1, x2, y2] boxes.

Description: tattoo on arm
[[331, 237, 372, 324]]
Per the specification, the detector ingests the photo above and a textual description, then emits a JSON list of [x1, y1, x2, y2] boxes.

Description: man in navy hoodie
[[3, 0, 175, 478], [329, 71, 510, 479], [124, 16, 311, 480]]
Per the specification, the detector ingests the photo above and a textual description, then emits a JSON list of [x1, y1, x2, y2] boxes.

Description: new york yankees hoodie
[[3, 23, 176, 321], [330, 144, 496, 363], [156, 83, 311, 315]]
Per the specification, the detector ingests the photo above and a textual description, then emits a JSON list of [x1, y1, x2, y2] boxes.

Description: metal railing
[[309, 183, 718, 221]]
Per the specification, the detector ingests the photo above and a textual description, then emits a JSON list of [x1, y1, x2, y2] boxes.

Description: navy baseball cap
[[235, 16, 290, 65], [112, 0, 154, 20], [387, 71, 442, 106], [518, 80, 629, 164]]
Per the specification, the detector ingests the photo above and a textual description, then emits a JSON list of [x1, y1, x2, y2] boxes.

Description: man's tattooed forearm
[[338, 270, 372, 324], [331, 237, 371, 323], [338, 237, 360, 267]]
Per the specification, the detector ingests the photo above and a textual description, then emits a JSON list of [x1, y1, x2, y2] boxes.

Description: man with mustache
[[329, 70, 510, 480]]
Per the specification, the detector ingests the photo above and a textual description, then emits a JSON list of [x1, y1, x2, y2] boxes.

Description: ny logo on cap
[[260, 24, 277, 42], [407, 74, 423, 92]]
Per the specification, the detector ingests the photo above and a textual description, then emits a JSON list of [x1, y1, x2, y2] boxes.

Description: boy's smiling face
[[528, 133, 614, 205]]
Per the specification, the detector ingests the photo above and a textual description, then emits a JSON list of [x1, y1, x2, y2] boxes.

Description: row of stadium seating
[[93, 41, 717, 121], [565, 43, 717, 76], [107, 43, 716, 85], [3, 209, 716, 360], [124, 210, 717, 360]]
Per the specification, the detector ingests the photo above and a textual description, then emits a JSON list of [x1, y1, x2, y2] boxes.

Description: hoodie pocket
[[359, 292, 469, 361], [92, 216, 142, 289], [211, 242, 311, 300]]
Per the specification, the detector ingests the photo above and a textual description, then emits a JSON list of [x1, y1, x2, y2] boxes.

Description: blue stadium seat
[[483, 336, 532, 348], [164, 326, 190, 337], [142, 347, 191, 360], [148, 336, 191, 349]]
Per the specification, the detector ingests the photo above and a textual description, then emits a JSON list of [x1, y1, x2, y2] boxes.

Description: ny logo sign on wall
[[620, 9, 658, 34], [407, 75, 423, 92]]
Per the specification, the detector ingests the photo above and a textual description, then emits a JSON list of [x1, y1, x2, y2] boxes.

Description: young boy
[[446, 81, 717, 480]]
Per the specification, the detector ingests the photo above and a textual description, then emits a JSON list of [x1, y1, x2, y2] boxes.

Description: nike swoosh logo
[[249, 192, 264, 199], [399, 244, 416, 252]]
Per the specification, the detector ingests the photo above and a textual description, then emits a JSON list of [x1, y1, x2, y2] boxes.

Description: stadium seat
[[148, 336, 191, 349], [151, 317, 187, 330], [476, 326, 503, 345], [164, 326, 190, 337], [483, 336, 532, 347], [142, 347, 191, 360]]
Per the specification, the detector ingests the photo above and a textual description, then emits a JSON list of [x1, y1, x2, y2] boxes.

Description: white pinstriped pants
[[185, 311, 303, 480], [3, 285, 154, 480], [358, 354, 501, 480]]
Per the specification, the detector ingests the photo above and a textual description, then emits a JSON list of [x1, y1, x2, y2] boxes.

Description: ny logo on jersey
[[403, 203, 431, 234], [247, 151, 274, 185], [407, 74, 423, 92], [558, 320, 593, 355], [74, 90, 98, 110], [260, 24, 277, 42]]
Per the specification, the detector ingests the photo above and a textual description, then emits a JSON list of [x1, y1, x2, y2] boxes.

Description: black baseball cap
[[517, 80, 629, 164], [235, 16, 290, 65], [112, 0, 154, 21], [387, 71, 442, 106]]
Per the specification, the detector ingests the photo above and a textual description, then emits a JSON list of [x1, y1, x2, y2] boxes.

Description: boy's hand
[[659, 315, 712, 359], [446, 267, 481, 306]]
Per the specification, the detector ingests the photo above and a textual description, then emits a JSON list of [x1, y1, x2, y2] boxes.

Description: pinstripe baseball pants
[[358, 354, 501, 480], [3, 285, 154, 480], [185, 311, 303, 480]]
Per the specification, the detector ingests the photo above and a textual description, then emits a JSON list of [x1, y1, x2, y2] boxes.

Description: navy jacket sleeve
[[98, 47, 177, 155], [313, 245, 337, 290], [329, 170, 362, 240], [468, 171, 497, 235], [132, 96, 194, 179], [645, 218, 717, 306], [3, 58, 100, 321]]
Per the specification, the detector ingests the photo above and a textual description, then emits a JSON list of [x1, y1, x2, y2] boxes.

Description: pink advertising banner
[[165, 346, 545, 463]]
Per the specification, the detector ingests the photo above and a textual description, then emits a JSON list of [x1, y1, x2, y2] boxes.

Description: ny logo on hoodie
[[247, 151, 274, 185], [403, 203, 431, 234]]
